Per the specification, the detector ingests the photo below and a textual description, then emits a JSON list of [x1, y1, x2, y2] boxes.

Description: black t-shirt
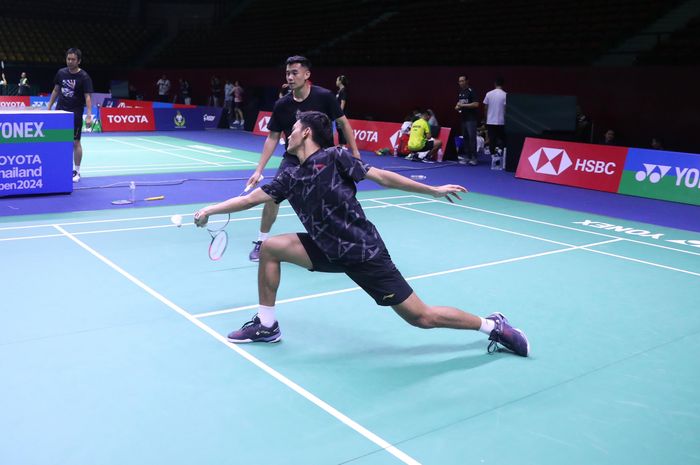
[[268, 85, 344, 149], [336, 87, 348, 117], [457, 87, 478, 121], [261, 147, 385, 264], [54, 67, 93, 112]]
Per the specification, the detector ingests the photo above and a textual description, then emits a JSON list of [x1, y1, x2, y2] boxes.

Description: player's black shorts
[[58, 108, 84, 141], [297, 233, 414, 306]]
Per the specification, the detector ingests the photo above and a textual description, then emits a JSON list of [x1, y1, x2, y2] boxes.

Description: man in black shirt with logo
[[245, 55, 361, 262], [47, 48, 94, 182], [194, 111, 530, 357], [455, 75, 479, 166]]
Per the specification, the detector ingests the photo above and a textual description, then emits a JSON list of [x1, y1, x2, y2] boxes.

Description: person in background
[[651, 136, 664, 150], [18, 72, 30, 96], [233, 80, 245, 128], [156, 74, 170, 102], [483, 77, 507, 160], [456, 75, 479, 165], [601, 128, 617, 146], [209, 75, 221, 107], [335, 75, 349, 145], [407, 109, 442, 160], [0, 72, 7, 96], [244, 55, 361, 262], [46, 48, 93, 183], [224, 79, 235, 126]]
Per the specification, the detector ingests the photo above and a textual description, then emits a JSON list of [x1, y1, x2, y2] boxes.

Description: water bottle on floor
[[129, 181, 136, 203]]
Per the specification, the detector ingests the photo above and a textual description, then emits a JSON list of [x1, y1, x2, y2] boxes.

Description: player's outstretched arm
[[194, 188, 273, 227], [46, 85, 60, 110], [365, 167, 467, 203]]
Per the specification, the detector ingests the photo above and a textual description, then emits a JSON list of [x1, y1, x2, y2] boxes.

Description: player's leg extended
[[258, 233, 313, 306], [74, 140, 83, 167], [391, 292, 482, 330]]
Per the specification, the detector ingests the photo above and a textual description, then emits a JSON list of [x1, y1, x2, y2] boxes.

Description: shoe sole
[[249, 257, 260, 262], [227, 335, 282, 343]]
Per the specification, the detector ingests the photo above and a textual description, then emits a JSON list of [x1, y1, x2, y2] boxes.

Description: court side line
[[378, 200, 700, 278], [367, 199, 574, 248], [137, 138, 257, 165], [193, 239, 622, 319], [108, 137, 223, 167], [411, 195, 700, 257], [51, 224, 422, 465], [0, 196, 430, 231], [581, 247, 700, 277]]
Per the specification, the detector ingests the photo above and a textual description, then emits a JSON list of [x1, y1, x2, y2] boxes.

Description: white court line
[[193, 238, 623, 319], [84, 160, 251, 170], [108, 137, 223, 167], [413, 195, 700, 257], [372, 199, 700, 278], [52, 224, 421, 465], [137, 138, 257, 165]]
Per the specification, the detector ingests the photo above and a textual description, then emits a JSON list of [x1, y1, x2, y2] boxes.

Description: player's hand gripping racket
[[195, 175, 263, 261]]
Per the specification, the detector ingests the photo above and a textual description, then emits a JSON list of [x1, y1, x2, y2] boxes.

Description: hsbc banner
[[252, 111, 451, 154], [516, 138, 627, 193], [100, 107, 155, 132], [201, 106, 223, 128], [619, 148, 700, 206], [154, 108, 205, 131]]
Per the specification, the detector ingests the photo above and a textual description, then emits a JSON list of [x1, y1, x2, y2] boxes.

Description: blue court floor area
[[1, 130, 699, 465]]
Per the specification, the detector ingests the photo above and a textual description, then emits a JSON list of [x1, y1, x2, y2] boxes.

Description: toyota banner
[[516, 137, 700, 206]]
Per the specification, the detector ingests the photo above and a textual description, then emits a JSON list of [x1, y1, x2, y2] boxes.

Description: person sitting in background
[[651, 136, 664, 150], [407, 109, 442, 160], [601, 128, 617, 146]]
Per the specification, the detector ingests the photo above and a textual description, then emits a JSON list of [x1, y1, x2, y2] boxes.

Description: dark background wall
[[127, 65, 699, 153]]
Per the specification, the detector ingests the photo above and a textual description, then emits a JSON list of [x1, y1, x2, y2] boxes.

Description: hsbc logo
[[389, 130, 402, 148], [635, 163, 671, 183], [107, 114, 149, 123], [258, 116, 270, 132], [528, 147, 572, 175]]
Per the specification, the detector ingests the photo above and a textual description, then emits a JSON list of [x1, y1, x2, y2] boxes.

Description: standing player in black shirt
[[47, 48, 94, 182], [194, 111, 530, 357], [245, 55, 361, 262]]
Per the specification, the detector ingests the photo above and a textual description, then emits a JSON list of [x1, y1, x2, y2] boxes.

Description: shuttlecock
[[170, 214, 183, 227]]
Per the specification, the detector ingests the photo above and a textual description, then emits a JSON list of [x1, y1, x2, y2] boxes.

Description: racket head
[[208, 230, 228, 261]]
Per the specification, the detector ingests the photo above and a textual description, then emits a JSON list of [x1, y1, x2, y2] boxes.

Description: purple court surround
[[1, 129, 698, 233]]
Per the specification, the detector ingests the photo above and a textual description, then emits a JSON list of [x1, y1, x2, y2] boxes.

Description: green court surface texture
[[77, 135, 280, 176], [1, 190, 699, 465]]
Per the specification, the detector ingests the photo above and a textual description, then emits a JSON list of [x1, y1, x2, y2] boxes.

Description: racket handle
[[244, 174, 264, 192]]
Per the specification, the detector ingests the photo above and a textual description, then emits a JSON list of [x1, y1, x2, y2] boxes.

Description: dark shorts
[[297, 233, 414, 306], [58, 108, 83, 141], [422, 139, 435, 151]]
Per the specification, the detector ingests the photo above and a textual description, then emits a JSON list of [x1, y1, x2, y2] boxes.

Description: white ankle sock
[[258, 232, 269, 242], [478, 317, 495, 335], [74, 165, 80, 173], [258, 305, 276, 327]]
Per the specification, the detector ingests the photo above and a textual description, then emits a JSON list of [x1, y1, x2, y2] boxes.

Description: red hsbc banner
[[252, 111, 451, 157], [100, 107, 156, 132], [516, 137, 628, 192], [0, 96, 31, 108]]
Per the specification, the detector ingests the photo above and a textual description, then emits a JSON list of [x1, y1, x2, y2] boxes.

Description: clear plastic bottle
[[410, 175, 427, 181], [129, 181, 136, 203]]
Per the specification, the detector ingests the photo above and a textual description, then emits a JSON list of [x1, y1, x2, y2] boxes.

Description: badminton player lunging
[[195, 111, 530, 356], [47, 48, 93, 183]]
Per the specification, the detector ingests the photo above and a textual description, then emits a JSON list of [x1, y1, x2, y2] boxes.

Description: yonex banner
[[252, 111, 451, 155], [0, 96, 31, 108], [100, 107, 155, 132], [154, 108, 205, 131], [619, 148, 700, 205], [516, 138, 627, 193], [0, 110, 73, 197]]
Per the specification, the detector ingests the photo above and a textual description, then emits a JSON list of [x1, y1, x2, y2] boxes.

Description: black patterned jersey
[[261, 147, 386, 264], [53, 67, 93, 112]]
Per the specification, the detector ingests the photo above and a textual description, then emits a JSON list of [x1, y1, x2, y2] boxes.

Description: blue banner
[[0, 111, 73, 197], [201, 106, 223, 129], [153, 108, 205, 131]]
